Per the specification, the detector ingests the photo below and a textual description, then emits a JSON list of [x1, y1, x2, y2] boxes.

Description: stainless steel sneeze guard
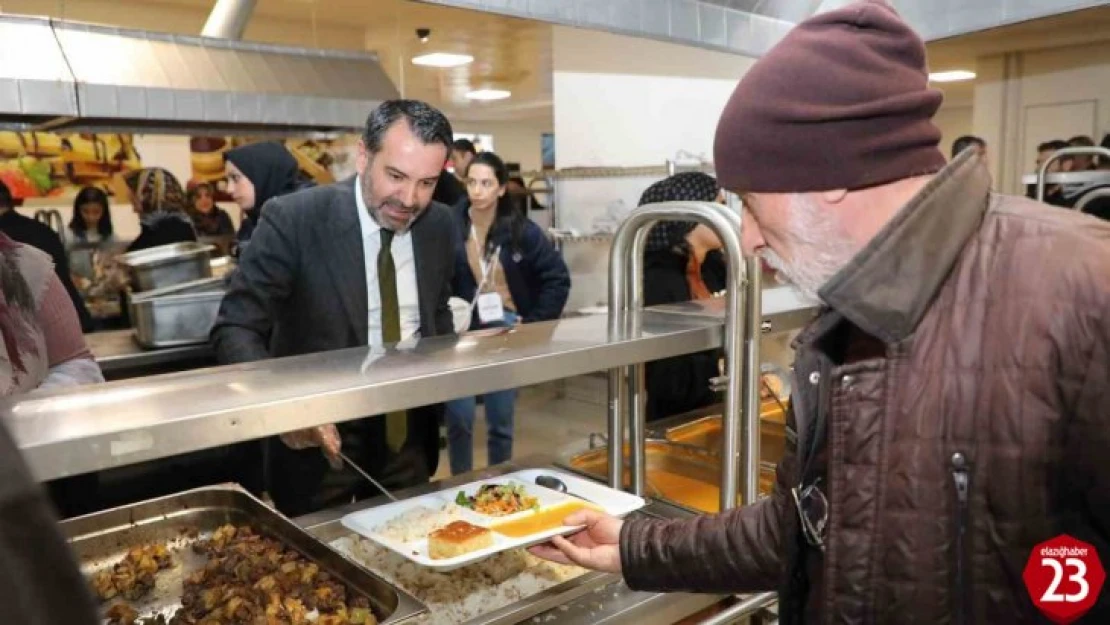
[[606, 201, 761, 512], [9, 292, 814, 482]]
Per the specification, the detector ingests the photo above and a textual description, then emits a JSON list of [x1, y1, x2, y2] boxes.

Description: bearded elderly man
[[531, 2, 1110, 623], [211, 100, 456, 516]]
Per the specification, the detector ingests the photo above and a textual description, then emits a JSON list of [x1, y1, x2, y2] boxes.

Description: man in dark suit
[[0, 181, 94, 332], [211, 100, 457, 516]]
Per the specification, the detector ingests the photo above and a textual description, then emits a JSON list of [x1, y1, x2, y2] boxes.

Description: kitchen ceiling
[[927, 5, 1110, 106], [104, 0, 554, 123], [5, 0, 1107, 126]]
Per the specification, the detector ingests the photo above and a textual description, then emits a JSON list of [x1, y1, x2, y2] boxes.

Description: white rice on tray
[[332, 504, 587, 625], [371, 504, 465, 543]]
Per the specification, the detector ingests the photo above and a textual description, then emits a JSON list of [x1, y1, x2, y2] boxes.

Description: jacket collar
[[817, 149, 992, 344]]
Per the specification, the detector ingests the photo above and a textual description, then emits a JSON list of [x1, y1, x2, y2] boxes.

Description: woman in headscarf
[[0, 231, 101, 395], [639, 172, 728, 422], [187, 182, 235, 238], [119, 167, 198, 253], [223, 142, 302, 255]]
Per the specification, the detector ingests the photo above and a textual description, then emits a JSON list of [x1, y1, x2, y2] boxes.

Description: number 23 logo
[[1040, 558, 1090, 603]]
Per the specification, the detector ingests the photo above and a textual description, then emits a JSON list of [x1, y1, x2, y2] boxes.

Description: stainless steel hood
[[0, 14, 399, 135], [0, 16, 80, 128]]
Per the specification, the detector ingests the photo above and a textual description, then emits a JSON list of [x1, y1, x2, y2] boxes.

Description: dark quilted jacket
[[619, 151, 1110, 624]]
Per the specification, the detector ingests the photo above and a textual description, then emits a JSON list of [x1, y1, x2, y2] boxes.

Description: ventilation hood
[[0, 14, 399, 135]]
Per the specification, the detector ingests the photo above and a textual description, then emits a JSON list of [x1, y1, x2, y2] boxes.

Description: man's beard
[[360, 170, 421, 233], [757, 193, 857, 302]]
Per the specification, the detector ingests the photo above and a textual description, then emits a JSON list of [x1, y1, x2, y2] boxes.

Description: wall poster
[[0, 131, 142, 199], [188, 135, 360, 198]]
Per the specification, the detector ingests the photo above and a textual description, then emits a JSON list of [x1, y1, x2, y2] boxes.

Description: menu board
[[0, 131, 142, 199]]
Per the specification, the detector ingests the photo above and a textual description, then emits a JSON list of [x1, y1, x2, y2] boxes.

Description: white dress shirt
[[355, 176, 422, 348]]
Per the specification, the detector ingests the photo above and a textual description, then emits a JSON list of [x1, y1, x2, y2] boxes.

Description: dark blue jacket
[[452, 202, 570, 326]]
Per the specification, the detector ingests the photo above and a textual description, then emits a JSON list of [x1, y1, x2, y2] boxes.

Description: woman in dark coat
[[639, 172, 728, 422], [447, 151, 570, 474]]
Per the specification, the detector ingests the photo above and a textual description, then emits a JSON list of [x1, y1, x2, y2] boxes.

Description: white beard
[[757, 194, 857, 302]]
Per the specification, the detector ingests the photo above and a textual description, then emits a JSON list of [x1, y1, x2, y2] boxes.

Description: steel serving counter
[[9, 288, 814, 483], [86, 329, 215, 376], [9, 286, 812, 625]]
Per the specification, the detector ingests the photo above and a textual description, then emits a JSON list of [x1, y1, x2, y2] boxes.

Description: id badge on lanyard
[[468, 224, 504, 325]]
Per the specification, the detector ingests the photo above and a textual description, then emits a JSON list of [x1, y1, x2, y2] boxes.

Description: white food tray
[[341, 468, 645, 571]]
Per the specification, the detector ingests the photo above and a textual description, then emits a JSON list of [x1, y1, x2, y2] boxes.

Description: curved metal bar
[[1075, 186, 1110, 215], [607, 201, 753, 511], [1037, 146, 1110, 203], [696, 592, 778, 625]]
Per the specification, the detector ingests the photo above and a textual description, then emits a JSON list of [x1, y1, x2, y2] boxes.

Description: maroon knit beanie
[[713, 0, 946, 193]]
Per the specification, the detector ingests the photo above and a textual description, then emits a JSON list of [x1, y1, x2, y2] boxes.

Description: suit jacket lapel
[[320, 178, 369, 346], [411, 209, 439, 337]]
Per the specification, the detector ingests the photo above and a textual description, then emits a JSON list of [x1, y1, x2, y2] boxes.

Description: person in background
[[66, 186, 115, 248], [0, 231, 103, 617], [187, 182, 235, 238], [0, 181, 93, 332], [1029, 139, 1075, 207], [950, 134, 986, 162], [120, 168, 197, 253], [531, 2, 1109, 623], [0, 230, 102, 393], [638, 173, 727, 422], [1067, 134, 1099, 170], [445, 151, 570, 475], [223, 141, 301, 256], [66, 186, 117, 291], [212, 100, 458, 516], [432, 167, 466, 207], [450, 138, 477, 182], [508, 175, 545, 211]]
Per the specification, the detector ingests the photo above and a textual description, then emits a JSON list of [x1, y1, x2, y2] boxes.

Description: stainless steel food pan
[[61, 485, 427, 625], [118, 242, 215, 292], [130, 278, 225, 349]]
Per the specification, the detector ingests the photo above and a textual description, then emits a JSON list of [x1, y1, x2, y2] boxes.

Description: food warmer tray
[[118, 242, 215, 293], [129, 277, 225, 349], [60, 485, 426, 625]]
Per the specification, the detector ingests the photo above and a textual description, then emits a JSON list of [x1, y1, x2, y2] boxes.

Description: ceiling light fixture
[[465, 89, 511, 101], [411, 52, 474, 68], [928, 70, 976, 82]]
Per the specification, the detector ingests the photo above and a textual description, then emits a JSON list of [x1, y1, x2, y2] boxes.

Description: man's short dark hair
[[363, 99, 453, 155], [950, 135, 985, 159], [452, 139, 477, 155], [1068, 135, 1095, 147], [1039, 140, 1070, 153], [0, 180, 11, 210]]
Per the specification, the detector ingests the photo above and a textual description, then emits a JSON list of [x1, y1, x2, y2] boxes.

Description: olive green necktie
[[378, 229, 407, 452]]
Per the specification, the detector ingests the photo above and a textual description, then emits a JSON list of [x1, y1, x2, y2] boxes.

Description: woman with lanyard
[[447, 152, 570, 475]]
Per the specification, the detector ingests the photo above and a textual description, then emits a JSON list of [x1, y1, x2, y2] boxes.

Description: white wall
[[972, 40, 1110, 194], [548, 26, 755, 312], [933, 103, 974, 160], [551, 26, 755, 168]]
